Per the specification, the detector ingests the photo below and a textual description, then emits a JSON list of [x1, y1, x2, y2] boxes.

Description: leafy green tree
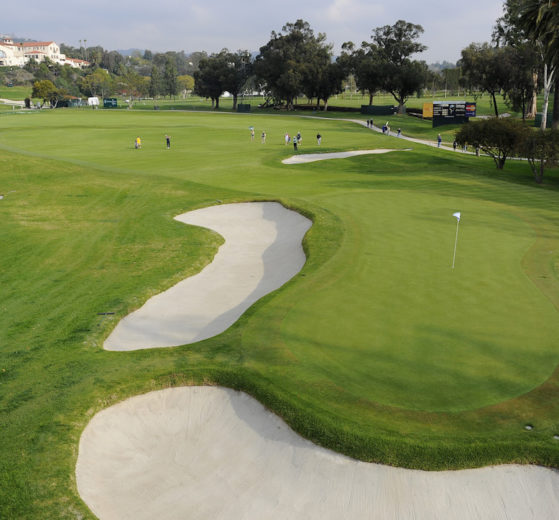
[[101, 51, 124, 74], [520, 128, 559, 183], [493, 0, 543, 119], [193, 52, 229, 108], [117, 70, 147, 99], [177, 74, 194, 94], [163, 57, 178, 98], [348, 20, 428, 113], [455, 117, 529, 169], [313, 61, 345, 110], [219, 50, 252, 110], [459, 43, 509, 117], [80, 69, 114, 98], [254, 20, 333, 109], [382, 59, 429, 113], [148, 65, 162, 98], [31, 79, 61, 107], [501, 45, 541, 119], [519, 0, 559, 129]]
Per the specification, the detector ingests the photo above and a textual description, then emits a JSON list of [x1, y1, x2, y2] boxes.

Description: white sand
[[104, 202, 311, 350], [282, 148, 411, 164], [76, 386, 559, 520]]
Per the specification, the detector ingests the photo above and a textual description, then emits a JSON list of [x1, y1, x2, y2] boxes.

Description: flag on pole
[[451, 212, 461, 269]]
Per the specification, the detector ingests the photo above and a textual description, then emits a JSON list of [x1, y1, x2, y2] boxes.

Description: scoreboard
[[432, 101, 476, 127]]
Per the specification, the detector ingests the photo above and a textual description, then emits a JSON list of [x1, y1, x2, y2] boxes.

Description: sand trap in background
[[282, 148, 411, 164], [76, 386, 559, 520], [104, 202, 311, 350]]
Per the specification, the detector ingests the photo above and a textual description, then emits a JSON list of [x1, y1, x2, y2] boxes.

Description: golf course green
[[1, 108, 559, 518]]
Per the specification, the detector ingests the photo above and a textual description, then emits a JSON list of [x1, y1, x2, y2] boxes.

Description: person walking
[[250, 127, 255, 141], [397, 128, 401, 137], [285, 133, 290, 145], [316, 133, 322, 145], [453, 139, 457, 151], [135, 136, 141, 149], [437, 134, 442, 148], [261, 131, 266, 144], [293, 136, 298, 151], [165, 135, 171, 149]]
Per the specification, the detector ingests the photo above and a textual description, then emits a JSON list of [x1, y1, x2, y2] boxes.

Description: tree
[[382, 59, 429, 113], [356, 20, 428, 113], [193, 53, 228, 108], [219, 50, 253, 110], [520, 128, 559, 183], [101, 51, 124, 75], [80, 69, 113, 98], [371, 20, 427, 65], [254, 20, 333, 109], [177, 74, 194, 95], [31, 79, 60, 107], [148, 65, 162, 98], [455, 118, 528, 169], [163, 57, 178, 98], [313, 61, 345, 110], [501, 44, 541, 119], [339, 42, 384, 105], [116, 70, 147, 99], [519, 0, 559, 129], [493, 0, 540, 118], [459, 43, 509, 117]]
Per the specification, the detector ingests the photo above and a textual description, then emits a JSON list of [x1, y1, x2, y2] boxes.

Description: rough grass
[[1, 109, 559, 519]]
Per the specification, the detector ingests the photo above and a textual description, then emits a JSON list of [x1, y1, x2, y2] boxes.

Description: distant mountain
[[0, 33, 37, 43], [429, 60, 457, 72], [117, 48, 144, 57]]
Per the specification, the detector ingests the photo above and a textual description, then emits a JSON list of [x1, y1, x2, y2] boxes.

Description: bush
[[520, 129, 559, 184], [455, 118, 529, 169]]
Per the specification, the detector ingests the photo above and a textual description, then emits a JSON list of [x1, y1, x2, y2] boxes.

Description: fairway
[[1, 108, 559, 518]]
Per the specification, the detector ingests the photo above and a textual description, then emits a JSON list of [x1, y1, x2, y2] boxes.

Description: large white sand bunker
[[282, 148, 411, 164], [104, 202, 311, 350], [76, 386, 559, 520]]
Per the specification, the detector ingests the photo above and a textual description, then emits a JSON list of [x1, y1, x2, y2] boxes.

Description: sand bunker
[[104, 202, 311, 350], [76, 386, 559, 520], [282, 149, 411, 164]]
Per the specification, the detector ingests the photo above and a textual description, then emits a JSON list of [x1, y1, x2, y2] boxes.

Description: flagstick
[[452, 218, 460, 269]]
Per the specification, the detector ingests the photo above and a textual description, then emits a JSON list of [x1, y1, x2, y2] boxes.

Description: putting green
[[253, 191, 558, 412]]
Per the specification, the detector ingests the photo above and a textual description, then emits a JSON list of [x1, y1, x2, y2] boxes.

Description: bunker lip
[[282, 148, 411, 164], [76, 386, 559, 520], [103, 201, 311, 351]]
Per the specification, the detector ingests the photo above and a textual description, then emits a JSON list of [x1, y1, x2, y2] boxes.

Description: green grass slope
[[1, 109, 559, 518]]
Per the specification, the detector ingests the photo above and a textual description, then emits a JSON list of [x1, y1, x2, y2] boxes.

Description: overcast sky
[[3, 0, 504, 64]]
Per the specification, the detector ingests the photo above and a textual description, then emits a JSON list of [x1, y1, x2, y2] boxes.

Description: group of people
[[250, 130, 323, 150], [134, 135, 171, 149]]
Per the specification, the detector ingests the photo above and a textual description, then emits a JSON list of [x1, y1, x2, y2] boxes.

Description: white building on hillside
[[0, 37, 89, 68]]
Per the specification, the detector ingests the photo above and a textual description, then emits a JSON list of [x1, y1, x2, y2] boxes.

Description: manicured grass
[[1, 109, 559, 519], [0, 85, 31, 100]]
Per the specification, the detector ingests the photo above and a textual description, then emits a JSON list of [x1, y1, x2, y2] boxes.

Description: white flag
[[453, 212, 461, 222]]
